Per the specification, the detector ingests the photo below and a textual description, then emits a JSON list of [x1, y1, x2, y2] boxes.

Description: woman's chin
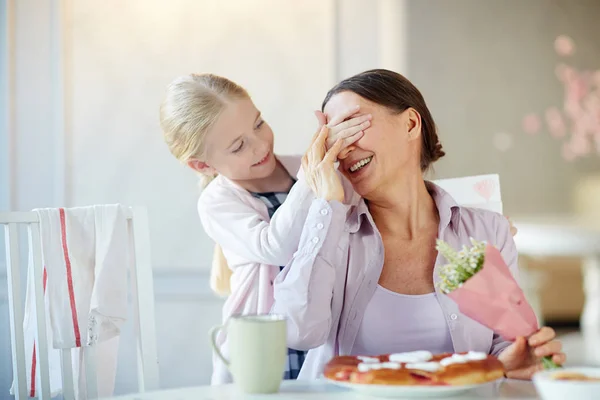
[[345, 169, 375, 197], [349, 179, 373, 199]]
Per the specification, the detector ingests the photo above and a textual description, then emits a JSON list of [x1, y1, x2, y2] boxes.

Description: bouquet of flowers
[[436, 238, 559, 369]]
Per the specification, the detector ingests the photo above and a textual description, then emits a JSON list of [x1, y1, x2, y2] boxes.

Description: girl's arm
[[272, 197, 348, 350], [273, 123, 354, 349], [198, 175, 314, 266], [199, 110, 369, 267]]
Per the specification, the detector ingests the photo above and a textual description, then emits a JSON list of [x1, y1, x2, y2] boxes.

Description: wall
[[0, 0, 401, 396], [69, 0, 338, 271], [4, 0, 599, 396], [0, 0, 11, 212], [406, 0, 600, 215]]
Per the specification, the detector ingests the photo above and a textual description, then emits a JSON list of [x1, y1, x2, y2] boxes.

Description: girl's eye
[[256, 120, 264, 129], [232, 141, 244, 153]]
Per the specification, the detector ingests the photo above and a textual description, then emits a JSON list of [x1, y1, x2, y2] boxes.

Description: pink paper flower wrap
[[447, 244, 539, 340]]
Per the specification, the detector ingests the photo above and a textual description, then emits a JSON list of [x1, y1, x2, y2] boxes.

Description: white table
[[513, 215, 600, 365], [107, 380, 540, 399]]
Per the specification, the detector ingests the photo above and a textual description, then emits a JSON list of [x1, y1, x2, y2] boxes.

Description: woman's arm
[[492, 214, 566, 376], [489, 214, 519, 356]]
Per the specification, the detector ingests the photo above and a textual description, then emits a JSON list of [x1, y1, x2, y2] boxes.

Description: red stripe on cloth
[[59, 208, 82, 347], [30, 267, 48, 397], [30, 344, 36, 397]]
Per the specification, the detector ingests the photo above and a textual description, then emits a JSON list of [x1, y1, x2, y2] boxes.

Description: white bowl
[[533, 367, 600, 400]]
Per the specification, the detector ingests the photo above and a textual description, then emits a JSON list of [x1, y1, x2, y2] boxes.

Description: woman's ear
[[406, 108, 422, 141], [188, 159, 216, 176]]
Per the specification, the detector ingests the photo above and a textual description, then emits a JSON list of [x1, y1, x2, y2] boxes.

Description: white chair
[[433, 173, 503, 214], [0, 207, 160, 399]]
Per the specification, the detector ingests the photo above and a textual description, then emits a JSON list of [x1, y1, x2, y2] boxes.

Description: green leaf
[[541, 356, 561, 370]]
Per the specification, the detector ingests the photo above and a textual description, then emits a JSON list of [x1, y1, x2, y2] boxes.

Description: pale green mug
[[209, 314, 287, 394]]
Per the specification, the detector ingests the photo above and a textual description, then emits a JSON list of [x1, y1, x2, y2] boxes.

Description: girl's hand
[[315, 105, 371, 150], [302, 125, 346, 203]]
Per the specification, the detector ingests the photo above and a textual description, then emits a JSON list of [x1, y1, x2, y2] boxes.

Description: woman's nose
[[337, 145, 355, 160]]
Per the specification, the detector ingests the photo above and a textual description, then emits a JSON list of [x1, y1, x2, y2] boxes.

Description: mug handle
[[209, 325, 230, 367]]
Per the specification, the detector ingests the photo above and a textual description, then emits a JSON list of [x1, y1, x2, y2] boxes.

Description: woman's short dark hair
[[322, 69, 445, 171]]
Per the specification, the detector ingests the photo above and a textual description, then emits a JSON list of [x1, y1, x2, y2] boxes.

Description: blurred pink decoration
[[545, 107, 566, 138], [581, 112, 597, 136], [523, 114, 541, 134], [593, 70, 600, 89], [556, 64, 578, 83], [569, 133, 591, 156], [567, 75, 588, 103], [554, 35, 575, 56], [473, 179, 496, 201], [562, 142, 576, 162], [564, 97, 582, 120], [519, 35, 600, 162], [584, 93, 600, 124], [555, 64, 575, 82], [572, 117, 587, 137], [448, 245, 539, 340]]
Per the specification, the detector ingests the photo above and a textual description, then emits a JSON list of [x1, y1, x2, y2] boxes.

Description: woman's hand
[[302, 125, 346, 203], [498, 327, 566, 380]]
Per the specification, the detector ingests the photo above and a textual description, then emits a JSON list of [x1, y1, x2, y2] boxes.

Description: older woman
[[272, 69, 565, 380]]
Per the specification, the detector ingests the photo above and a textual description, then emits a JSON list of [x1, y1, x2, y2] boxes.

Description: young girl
[[158, 73, 370, 384]]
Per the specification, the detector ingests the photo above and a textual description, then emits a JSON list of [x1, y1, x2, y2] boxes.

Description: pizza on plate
[[324, 351, 504, 386]]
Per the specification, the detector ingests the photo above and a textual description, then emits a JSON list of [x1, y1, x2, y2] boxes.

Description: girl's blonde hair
[[160, 73, 248, 296], [209, 243, 233, 297]]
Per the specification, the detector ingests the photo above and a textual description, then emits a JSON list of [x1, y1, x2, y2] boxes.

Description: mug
[[209, 314, 287, 393]]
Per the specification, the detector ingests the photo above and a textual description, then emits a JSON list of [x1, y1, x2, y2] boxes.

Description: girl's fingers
[[310, 123, 324, 143], [338, 130, 364, 150], [328, 105, 361, 126], [327, 121, 370, 148], [310, 125, 329, 165], [314, 110, 328, 128], [323, 138, 345, 165], [330, 114, 371, 137]]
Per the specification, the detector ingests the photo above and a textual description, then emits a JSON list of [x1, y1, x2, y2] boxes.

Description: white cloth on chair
[[15, 205, 130, 398]]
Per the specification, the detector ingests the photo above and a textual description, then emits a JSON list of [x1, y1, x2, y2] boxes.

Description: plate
[[325, 377, 498, 398]]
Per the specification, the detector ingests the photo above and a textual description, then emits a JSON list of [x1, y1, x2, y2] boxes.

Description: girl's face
[[200, 97, 277, 183]]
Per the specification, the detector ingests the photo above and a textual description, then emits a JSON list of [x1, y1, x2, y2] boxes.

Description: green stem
[[542, 355, 561, 370]]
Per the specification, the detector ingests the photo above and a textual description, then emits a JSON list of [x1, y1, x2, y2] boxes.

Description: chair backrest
[[433, 174, 503, 213], [0, 207, 160, 399]]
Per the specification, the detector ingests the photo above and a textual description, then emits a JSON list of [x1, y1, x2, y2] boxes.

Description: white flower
[[435, 238, 487, 294]]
